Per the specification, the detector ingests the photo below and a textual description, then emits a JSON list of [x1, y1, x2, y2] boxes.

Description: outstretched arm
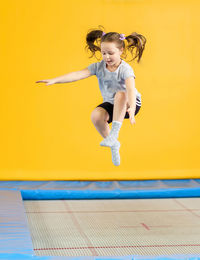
[[36, 68, 92, 86]]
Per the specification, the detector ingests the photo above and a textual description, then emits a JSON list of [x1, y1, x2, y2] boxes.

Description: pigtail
[[85, 25, 105, 60], [125, 32, 147, 63], [85, 26, 147, 63]]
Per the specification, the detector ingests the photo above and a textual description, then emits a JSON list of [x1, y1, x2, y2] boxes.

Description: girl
[[36, 26, 147, 166]]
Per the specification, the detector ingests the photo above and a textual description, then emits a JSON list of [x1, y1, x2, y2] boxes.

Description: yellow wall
[[0, 0, 199, 180]]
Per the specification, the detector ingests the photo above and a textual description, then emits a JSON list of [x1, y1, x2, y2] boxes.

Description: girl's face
[[101, 42, 123, 66]]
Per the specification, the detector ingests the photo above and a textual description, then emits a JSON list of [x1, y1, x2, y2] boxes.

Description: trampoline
[[1, 180, 200, 260]]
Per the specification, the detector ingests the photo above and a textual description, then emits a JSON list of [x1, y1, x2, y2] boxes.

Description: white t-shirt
[[87, 59, 142, 106]]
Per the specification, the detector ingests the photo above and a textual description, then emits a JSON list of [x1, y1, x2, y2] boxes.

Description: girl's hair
[[85, 25, 147, 63]]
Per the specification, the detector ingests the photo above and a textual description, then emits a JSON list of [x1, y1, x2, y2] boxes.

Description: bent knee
[[91, 108, 109, 124]]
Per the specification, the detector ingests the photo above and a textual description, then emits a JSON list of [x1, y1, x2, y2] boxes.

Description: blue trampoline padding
[[0, 253, 132, 259], [0, 191, 34, 255], [0, 254, 200, 260], [0, 180, 200, 200], [0, 255, 200, 260]]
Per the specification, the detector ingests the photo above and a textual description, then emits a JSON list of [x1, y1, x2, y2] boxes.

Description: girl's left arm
[[125, 76, 137, 125], [125, 76, 136, 113]]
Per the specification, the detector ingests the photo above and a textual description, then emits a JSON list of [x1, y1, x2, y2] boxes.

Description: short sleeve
[[123, 65, 136, 80], [87, 62, 98, 75]]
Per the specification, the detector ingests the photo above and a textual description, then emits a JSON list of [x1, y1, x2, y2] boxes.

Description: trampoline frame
[[1, 179, 200, 260]]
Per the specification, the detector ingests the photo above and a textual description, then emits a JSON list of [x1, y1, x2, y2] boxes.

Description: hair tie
[[102, 32, 106, 37], [119, 33, 126, 40]]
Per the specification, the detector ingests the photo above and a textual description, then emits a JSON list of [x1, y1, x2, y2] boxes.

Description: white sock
[[100, 121, 122, 147], [109, 121, 122, 140], [111, 140, 120, 166]]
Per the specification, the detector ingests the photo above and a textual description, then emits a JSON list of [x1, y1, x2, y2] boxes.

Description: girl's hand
[[127, 107, 136, 125], [35, 79, 55, 86]]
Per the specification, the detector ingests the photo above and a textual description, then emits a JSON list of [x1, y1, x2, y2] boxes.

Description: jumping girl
[[36, 26, 147, 166]]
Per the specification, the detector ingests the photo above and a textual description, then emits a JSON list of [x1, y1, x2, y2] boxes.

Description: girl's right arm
[[36, 68, 92, 86]]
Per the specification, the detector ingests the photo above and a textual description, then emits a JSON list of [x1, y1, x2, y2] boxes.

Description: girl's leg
[[113, 91, 128, 122], [91, 107, 111, 138], [91, 103, 123, 167], [100, 91, 128, 147]]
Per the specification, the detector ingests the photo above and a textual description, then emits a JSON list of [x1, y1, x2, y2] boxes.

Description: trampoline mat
[[24, 198, 200, 257]]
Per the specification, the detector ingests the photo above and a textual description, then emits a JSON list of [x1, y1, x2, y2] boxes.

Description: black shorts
[[96, 101, 141, 124]]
